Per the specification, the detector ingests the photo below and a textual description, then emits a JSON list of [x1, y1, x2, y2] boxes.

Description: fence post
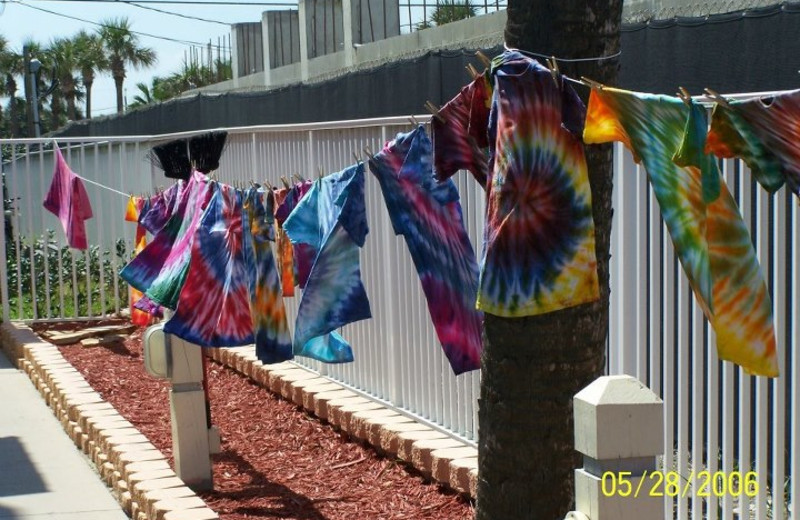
[[570, 375, 663, 520]]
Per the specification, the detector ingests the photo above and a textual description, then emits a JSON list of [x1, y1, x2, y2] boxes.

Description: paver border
[[1, 321, 220, 520]]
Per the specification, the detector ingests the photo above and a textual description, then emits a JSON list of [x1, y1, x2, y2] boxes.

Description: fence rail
[[2, 112, 797, 517]]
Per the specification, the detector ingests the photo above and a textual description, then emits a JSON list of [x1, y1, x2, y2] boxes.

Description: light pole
[[28, 58, 41, 138]]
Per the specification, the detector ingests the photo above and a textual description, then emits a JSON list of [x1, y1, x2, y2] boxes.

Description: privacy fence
[[1, 114, 797, 519]]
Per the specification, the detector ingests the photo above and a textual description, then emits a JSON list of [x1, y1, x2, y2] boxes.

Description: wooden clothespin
[[580, 76, 604, 90], [317, 167, 324, 181], [468, 63, 481, 79], [408, 115, 420, 127], [292, 173, 304, 183], [676, 86, 692, 107], [363, 146, 374, 160], [280, 176, 291, 189], [424, 101, 445, 124], [475, 50, 491, 68], [704, 88, 729, 108], [546, 56, 561, 89], [353, 151, 362, 164]]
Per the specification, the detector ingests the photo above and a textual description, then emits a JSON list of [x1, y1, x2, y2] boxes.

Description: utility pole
[[28, 59, 42, 138], [23, 46, 34, 137]]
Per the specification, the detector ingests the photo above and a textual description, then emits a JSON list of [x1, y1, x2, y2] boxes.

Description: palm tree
[[0, 36, 25, 137], [475, 2, 622, 518], [74, 31, 107, 119], [97, 17, 156, 114], [48, 37, 82, 122], [417, 0, 477, 29], [127, 81, 154, 109]]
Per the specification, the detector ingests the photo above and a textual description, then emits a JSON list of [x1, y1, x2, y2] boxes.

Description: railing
[[610, 143, 798, 519], [2, 112, 798, 517], [398, 0, 507, 33], [0, 116, 482, 446]]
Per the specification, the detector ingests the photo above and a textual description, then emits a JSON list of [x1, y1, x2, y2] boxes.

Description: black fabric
[[189, 131, 228, 173], [149, 139, 191, 180], [52, 4, 800, 138], [620, 3, 800, 94]]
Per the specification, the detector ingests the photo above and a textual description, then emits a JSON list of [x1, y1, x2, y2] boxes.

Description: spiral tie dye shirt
[[438, 50, 600, 317]]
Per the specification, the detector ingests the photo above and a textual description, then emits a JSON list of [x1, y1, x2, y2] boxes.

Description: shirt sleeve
[[432, 76, 490, 187], [672, 102, 721, 204]]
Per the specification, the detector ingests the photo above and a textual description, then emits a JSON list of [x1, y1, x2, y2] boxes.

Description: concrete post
[[230, 27, 240, 88], [165, 334, 213, 491], [342, 0, 355, 68], [297, 0, 310, 81], [570, 375, 664, 520], [261, 11, 273, 87]]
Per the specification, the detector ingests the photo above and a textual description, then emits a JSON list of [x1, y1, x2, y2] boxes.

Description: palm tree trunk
[[114, 74, 124, 114], [84, 78, 93, 119], [475, 2, 621, 519], [50, 94, 61, 132], [6, 76, 19, 137]]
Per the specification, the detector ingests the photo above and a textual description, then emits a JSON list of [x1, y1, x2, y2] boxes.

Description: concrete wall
[[305, 0, 345, 59], [202, 8, 504, 95], [265, 10, 301, 68], [352, 0, 400, 44], [623, 0, 775, 18], [232, 22, 264, 78]]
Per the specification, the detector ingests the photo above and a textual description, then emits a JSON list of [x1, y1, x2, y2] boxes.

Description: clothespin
[[363, 146, 374, 160], [580, 76, 605, 90], [546, 56, 561, 89], [408, 115, 420, 127], [704, 88, 729, 108], [424, 101, 445, 124], [318, 167, 324, 181], [676, 86, 692, 107], [465, 64, 479, 80], [280, 176, 291, 189], [475, 50, 491, 68], [292, 173, 304, 183], [353, 151, 362, 165]]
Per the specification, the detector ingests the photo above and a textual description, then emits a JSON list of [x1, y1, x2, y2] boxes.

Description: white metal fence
[[1, 114, 797, 518]]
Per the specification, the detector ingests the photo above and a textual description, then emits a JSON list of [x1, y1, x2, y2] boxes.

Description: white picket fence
[[1, 113, 797, 519]]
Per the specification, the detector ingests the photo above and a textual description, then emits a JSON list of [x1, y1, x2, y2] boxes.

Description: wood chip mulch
[[39, 322, 474, 520]]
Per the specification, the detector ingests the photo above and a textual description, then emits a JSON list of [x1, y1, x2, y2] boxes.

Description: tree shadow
[[201, 449, 349, 519], [0, 437, 48, 497]]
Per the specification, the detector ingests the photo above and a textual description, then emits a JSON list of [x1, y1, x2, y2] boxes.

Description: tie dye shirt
[[124, 196, 156, 326], [243, 188, 293, 363], [120, 170, 215, 309], [584, 87, 778, 377], [442, 50, 599, 317], [370, 126, 482, 375], [273, 187, 296, 296], [164, 184, 254, 347], [283, 164, 372, 363], [275, 180, 316, 289], [43, 147, 93, 250], [706, 89, 800, 196], [432, 74, 492, 188]]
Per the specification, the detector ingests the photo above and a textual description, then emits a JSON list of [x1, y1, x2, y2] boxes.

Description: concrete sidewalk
[[0, 349, 128, 520]]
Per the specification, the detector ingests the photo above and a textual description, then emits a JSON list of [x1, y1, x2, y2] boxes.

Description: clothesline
[[72, 172, 131, 198]]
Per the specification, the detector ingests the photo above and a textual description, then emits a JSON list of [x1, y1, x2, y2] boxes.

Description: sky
[[1, 0, 296, 117]]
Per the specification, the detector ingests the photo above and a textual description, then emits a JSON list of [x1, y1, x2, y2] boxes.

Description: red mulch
[[37, 322, 474, 520]]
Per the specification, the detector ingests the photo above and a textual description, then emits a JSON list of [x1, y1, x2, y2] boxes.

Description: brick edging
[[206, 345, 478, 498], [1, 322, 220, 520]]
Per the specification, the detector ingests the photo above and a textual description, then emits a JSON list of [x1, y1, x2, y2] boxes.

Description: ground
[[31, 320, 473, 520]]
